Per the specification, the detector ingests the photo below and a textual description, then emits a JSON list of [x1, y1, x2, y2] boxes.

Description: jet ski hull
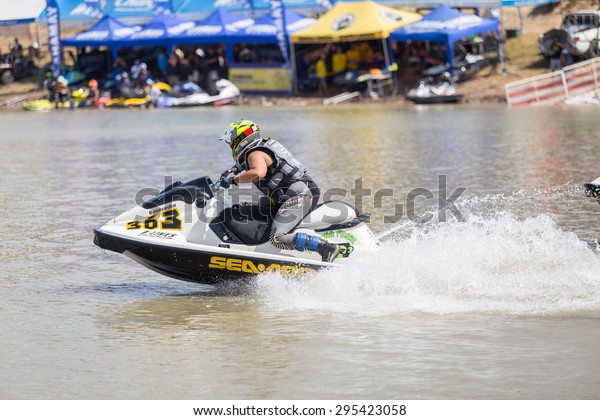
[[94, 228, 326, 284]]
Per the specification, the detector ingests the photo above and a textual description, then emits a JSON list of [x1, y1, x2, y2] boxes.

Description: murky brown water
[[1, 105, 599, 399]]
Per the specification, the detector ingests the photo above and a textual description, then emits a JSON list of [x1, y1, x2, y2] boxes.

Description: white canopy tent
[[0, 0, 46, 26]]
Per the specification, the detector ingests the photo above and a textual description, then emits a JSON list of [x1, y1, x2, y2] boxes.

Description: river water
[[1, 105, 599, 399]]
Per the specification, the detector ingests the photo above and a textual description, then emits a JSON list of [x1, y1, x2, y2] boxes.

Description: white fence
[[504, 58, 600, 106]]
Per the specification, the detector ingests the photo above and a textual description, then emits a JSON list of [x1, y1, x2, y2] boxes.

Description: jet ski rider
[[218, 119, 341, 263]]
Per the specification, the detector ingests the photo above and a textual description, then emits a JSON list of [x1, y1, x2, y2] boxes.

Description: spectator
[[560, 47, 572, 68], [315, 53, 328, 96], [357, 42, 374, 66], [53, 75, 72, 108], [346, 44, 360, 71], [135, 63, 154, 88], [548, 36, 564, 71], [239, 46, 254, 63], [157, 49, 168, 79], [331, 46, 347, 76], [131, 60, 143, 80], [10, 38, 23, 63], [166, 53, 184, 86], [87, 79, 101, 106], [112, 55, 127, 75]]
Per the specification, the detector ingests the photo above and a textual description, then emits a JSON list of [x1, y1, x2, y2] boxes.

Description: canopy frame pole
[[382, 37, 390, 68], [290, 41, 297, 95], [497, 28, 506, 74], [447, 38, 454, 77], [497, 8, 506, 75]]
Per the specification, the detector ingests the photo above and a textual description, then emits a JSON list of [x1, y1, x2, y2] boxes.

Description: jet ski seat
[[210, 204, 275, 245]]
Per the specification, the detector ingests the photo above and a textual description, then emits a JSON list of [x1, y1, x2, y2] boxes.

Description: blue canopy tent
[[62, 15, 137, 49], [389, 4, 501, 74], [0, 0, 45, 26], [249, 0, 327, 12], [170, 9, 255, 65], [115, 13, 195, 47], [38, 0, 172, 25], [173, 0, 249, 20], [173, 0, 327, 19], [172, 9, 254, 44], [227, 10, 315, 45]]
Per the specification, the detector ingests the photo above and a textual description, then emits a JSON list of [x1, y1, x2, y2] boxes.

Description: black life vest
[[239, 138, 308, 202]]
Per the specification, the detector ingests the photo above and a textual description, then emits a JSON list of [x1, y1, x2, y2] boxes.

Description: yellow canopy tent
[[291, 1, 422, 44]]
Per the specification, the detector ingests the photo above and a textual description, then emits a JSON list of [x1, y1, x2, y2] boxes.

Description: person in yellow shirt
[[346, 44, 360, 71], [315, 53, 328, 96], [358, 42, 374, 66], [331, 45, 347, 75]]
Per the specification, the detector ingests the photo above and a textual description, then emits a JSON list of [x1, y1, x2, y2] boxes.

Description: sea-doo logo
[[332, 14, 355, 31], [209, 256, 316, 275], [378, 10, 403, 23]]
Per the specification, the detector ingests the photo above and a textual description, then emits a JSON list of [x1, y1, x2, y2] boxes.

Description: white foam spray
[[256, 186, 600, 316]]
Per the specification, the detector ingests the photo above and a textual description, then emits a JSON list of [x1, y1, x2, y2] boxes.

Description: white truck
[[539, 10, 600, 59]]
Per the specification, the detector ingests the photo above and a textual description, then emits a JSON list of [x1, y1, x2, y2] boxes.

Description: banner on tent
[[269, 0, 290, 64], [47, 0, 64, 78], [229, 67, 292, 92]]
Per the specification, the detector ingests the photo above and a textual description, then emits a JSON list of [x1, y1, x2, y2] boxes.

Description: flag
[[269, 0, 289, 64], [46, 0, 63, 78]]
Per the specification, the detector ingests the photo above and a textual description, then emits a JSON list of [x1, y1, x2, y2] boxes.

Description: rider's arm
[[233, 151, 271, 184]]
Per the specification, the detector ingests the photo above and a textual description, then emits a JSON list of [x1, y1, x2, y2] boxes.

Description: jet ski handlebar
[[215, 166, 240, 191]]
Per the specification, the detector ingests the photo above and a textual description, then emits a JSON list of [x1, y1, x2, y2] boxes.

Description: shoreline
[[0, 71, 507, 111], [1, 3, 590, 110]]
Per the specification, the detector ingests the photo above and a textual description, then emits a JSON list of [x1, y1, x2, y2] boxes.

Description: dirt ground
[[1, 2, 597, 107]]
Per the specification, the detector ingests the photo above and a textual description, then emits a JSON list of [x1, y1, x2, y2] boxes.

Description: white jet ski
[[156, 79, 240, 108], [94, 174, 378, 284], [406, 77, 463, 104]]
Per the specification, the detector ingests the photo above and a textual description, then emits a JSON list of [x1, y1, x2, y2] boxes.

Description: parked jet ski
[[94, 174, 378, 284], [156, 79, 240, 108], [406, 76, 463, 104]]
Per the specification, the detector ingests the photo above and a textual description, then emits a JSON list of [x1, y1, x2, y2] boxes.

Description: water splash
[[257, 186, 600, 316]]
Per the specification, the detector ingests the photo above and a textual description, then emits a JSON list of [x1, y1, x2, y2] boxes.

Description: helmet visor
[[219, 126, 235, 145]]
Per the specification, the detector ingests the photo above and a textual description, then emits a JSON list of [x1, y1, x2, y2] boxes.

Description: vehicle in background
[[539, 11, 600, 59], [0, 54, 37, 84]]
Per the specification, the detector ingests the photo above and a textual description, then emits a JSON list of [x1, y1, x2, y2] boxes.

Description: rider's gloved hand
[[219, 176, 235, 189]]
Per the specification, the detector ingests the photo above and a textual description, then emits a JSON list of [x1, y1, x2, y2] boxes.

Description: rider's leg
[[270, 180, 340, 262]]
